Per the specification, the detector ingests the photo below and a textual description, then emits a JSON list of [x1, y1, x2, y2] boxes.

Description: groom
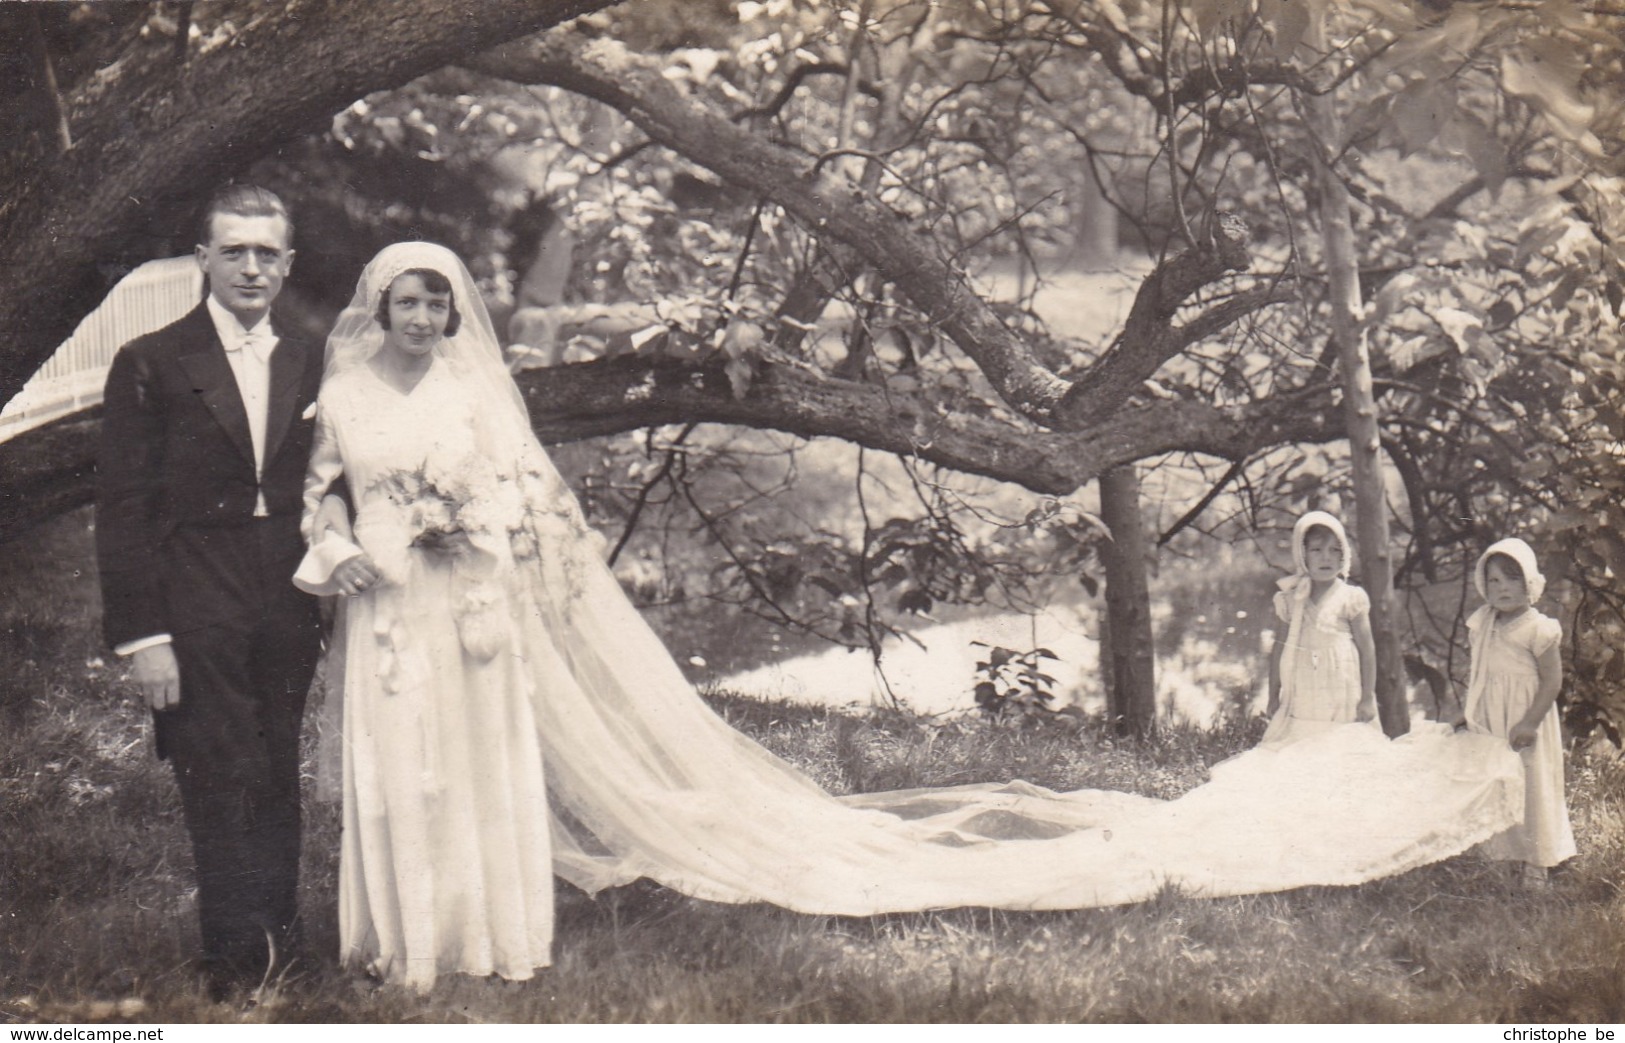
[[96, 184, 325, 997]]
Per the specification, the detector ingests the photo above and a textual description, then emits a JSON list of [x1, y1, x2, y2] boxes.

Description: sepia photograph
[[0, 0, 1621, 1028]]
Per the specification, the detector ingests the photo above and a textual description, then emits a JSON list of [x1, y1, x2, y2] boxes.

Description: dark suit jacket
[[96, 304, 325, 648]]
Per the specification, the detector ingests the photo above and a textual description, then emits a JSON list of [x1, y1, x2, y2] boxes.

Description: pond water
[[712, 592, 1275, 725]]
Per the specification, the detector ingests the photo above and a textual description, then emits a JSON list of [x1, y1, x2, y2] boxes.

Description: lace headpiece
[[324, 241, 503, 380]]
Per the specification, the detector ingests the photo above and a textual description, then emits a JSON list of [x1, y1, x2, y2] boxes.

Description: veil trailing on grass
[[319, 245, 1526, 916], [532, 557, 1524, 911]]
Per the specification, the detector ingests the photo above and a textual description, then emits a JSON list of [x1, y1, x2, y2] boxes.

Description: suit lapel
[[262, 333, 305, 467], [175, 309, 255, 467]]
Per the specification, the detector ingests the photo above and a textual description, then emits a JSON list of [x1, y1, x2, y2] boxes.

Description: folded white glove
[[293, 532, 366, 596]]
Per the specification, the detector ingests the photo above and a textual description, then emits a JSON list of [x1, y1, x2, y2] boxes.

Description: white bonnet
[[1474, 537, 1546, 603], [1291, 510, 1350, 580]]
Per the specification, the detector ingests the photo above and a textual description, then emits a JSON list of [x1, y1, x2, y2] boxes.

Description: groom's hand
[[132, 644, 181, 711]]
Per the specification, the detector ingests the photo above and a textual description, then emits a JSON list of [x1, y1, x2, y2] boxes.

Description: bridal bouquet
[[363, 450, 529, 660], [370, 464, 475, 553], [360, 441, 604, 644]]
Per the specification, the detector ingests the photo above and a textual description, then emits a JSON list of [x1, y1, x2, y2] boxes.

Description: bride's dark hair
[[376, 267, 462, 335]]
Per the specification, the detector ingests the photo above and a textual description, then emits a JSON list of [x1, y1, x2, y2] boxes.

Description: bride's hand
[[334, 553, 381, 597]]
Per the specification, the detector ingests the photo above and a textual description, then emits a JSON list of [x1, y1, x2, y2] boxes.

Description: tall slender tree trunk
[[1305, 12, 1408, 737], [1099, 463, 1156, 735], [1068, 172, 1119, 270]]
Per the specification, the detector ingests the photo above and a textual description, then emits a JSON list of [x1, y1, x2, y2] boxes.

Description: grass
[[2, 508, 1623, 1024]]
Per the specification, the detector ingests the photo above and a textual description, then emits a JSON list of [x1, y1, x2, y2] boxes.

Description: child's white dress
[[1465, 606, 1576, 867], [1264, 579, 1373, 746]]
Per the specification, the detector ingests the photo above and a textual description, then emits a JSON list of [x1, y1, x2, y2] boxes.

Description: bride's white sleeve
[[294, 402, 367, 596], [301, 400, 344, 545]]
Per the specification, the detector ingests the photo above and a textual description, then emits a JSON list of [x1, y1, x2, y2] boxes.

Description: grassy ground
[[2, 509, 1622, 1024]]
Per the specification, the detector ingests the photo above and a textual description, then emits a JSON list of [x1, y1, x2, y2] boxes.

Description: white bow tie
[[229, 327, 275, 363]]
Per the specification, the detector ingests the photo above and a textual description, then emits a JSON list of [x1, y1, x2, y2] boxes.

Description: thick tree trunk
[[0, 410, 99, 544], [0, 0, 614, 413], [1099, 464, 1157, 735], [1305, 14, 1408, 737]]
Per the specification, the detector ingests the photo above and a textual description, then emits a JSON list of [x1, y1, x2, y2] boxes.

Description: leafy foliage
[[971, 643, 1069, 726]]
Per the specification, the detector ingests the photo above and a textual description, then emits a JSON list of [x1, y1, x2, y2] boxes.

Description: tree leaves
[[1256, 0, 1312, 62], [1429, 306, 1487, 356], [1448, 112, 1509, 197], [1390, 80, 1459, 159], [1185, 0, 1253, 40], [971, 642, 1063, 725], [1500, 48, 1596, 143]]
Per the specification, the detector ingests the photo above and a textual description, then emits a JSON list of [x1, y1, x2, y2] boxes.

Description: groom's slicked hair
[[196, 184, 294, 248]]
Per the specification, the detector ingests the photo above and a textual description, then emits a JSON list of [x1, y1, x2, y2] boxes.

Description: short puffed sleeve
[[1340, 584, 1371, 621], [1273, 589, 1292, 623], [1526, 612, 1562, 657]]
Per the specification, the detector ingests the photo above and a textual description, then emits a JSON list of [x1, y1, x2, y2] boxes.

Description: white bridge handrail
[[0, 256, 202, 443]]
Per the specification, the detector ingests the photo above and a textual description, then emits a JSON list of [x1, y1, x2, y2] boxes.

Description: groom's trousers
[[153, 518, 321, 983]]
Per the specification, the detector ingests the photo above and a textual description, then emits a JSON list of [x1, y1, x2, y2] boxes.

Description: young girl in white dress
[[1462, 538, 1575, 887], [1263, 511, 1378, 745]]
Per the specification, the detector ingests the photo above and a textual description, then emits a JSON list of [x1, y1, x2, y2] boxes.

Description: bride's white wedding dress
[[306, 244, 1524, 988], [307, 359, 555, 987]]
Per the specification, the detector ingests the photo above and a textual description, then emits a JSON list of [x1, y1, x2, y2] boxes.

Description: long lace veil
[[317, 243, 1526, 917]]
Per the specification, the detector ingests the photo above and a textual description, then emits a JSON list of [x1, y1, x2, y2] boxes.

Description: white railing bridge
[[0, 256, 201, 443]]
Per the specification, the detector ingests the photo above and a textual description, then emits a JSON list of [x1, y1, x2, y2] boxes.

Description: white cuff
[[293, 533, 366, 596], [116, 634, 173, 656]]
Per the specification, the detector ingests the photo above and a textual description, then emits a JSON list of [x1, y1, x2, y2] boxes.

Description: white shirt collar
[[205, 295, 276, 351]]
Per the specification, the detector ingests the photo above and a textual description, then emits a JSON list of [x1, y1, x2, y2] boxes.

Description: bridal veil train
[[309, 243, 1524, 981]]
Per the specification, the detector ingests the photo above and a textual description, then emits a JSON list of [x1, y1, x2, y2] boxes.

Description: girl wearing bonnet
[[1264, 511, 1379, 746], [1462, 538, 1575, 887]]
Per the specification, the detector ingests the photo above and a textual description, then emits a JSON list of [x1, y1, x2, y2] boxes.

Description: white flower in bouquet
[[459, 470, 525, 549]]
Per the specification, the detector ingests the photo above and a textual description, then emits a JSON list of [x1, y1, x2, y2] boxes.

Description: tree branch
[[1156, 456, 1248, 547], [1060, 215, 1259, 419], [0, 0, 616, 412], [508, 354, 1343, 496], [469, 33, 1078, 426], [1167, 283, 1299, 353], [0, 353, 1345, 544], [468, 30, 1268, 433]]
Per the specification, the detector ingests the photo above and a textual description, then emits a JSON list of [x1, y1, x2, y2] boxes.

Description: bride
[[301, 242, 1526, 989]]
